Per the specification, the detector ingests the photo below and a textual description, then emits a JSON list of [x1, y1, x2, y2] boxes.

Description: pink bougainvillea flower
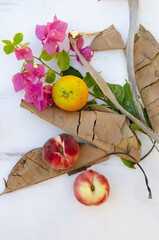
[[76, 46, 94, 65], [70, 36, 94, 65], [24, 62, 45, 82], [24, 82, 53, 111], [14, 46, 34, 61], [34, 85, 54, 111], [12, 72, 25, 92], [33, 97, 48, 111], [70, 36, 84, 51], [35, 15, 68, 55], [43, 85, 54, 105], [25, 81, 43, 103]]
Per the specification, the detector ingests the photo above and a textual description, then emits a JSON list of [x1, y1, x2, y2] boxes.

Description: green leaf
[[3, 44, 14, 54], [45, 70, 56, 84], [107, 83, 125, 105], [121, 158, 136, 169], [137, 138, 142, 148], [142, 107, 151, 128], [130, 123, 142, 132], [19, 42, 30, 47], [13, 33, 23, 46], [62, 66, 83, 79], [83, 72, 96, 88], [100, 104, 107, 107], [40, 49, 57, 61], [121, 82, 139, 119], [86, 99, 97, 106], [2, 40, 12, 45], [93, 84, 104, 97], [57, 50, 70, 71]]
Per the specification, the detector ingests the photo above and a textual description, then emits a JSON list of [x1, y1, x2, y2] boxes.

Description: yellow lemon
[[52, 75, 89, 111]]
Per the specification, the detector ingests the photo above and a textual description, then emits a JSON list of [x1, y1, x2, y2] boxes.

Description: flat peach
[[42, 134, 79, 170], [73, 170, 110, 206]]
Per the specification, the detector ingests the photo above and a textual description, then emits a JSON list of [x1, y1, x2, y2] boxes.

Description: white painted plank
[[0, 1, 159, 240]]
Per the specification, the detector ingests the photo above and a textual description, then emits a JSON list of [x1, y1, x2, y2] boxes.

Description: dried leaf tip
[[90, 25, 125, 51]]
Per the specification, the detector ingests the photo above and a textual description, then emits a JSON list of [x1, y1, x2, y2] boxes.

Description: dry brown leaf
[[0, 143, 109, 195], [20, 100, 141, 162], [134, 25, 159, 132], [90, 25, 125, 51], [69, 32, 159, 143]]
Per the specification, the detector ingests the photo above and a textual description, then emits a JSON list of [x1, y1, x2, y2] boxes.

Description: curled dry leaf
[[21, 100, 141, 162], [0, 144, 109, 195], [69, 30, 100, 40], [90, 25, 125, 51], [134, 25, 159, 132]]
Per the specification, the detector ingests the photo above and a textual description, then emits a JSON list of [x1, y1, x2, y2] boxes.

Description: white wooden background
[[0, 0, 159, 239]]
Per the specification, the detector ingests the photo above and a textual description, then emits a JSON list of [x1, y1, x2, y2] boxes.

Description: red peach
[[42, 134, 79, 170], [73, 170, 110, 206]]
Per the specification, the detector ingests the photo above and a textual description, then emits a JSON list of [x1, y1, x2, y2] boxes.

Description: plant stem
[[89, 91, 120, 113], [105, 152, 152, 199], [89, 91, 105, 102], [33, 56, 62, 76], [141, 144, 155, 161]]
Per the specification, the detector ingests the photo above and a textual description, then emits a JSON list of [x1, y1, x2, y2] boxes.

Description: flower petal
[[70, 36, 84, 51], [43, 85, 52, 95], [36, 65, 45, 79], [36, 16, 67, 51], [14, 46, 33, 61], [47, 29, 66, 42], [44, 39, 59, 55], [12, 73, 25, 92], [24, 62, 34, 73], [35, 25, 47, 40], [43, 85, 54, 105], [33, 98, 48, 111], [25, 81, 43, 104], [50, 15, 68, 34], [77, 46, 94, 65]]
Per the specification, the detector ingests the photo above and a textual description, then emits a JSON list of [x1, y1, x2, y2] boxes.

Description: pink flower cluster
[[12, 47, 53, 111], [35, 15, 68, 55], [70, 36, 94, 65], [10, 15, 94, 112]]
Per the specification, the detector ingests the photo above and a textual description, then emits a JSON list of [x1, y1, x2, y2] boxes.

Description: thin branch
[[88, 91, 121, 113], [105, 152, 152, 199], [33, 56, 62, 76], [126, 0, 146, 123], [141, 144, 156, 161], [89, 91, 107, 103]]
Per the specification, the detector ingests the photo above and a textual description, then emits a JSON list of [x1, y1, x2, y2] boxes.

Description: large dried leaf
[[69, 31, 159, 144], [21, 100, 141, 162], [0, 143, 109, 195], [134, 25, 159, 132], [90, 25, 125, 51]]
